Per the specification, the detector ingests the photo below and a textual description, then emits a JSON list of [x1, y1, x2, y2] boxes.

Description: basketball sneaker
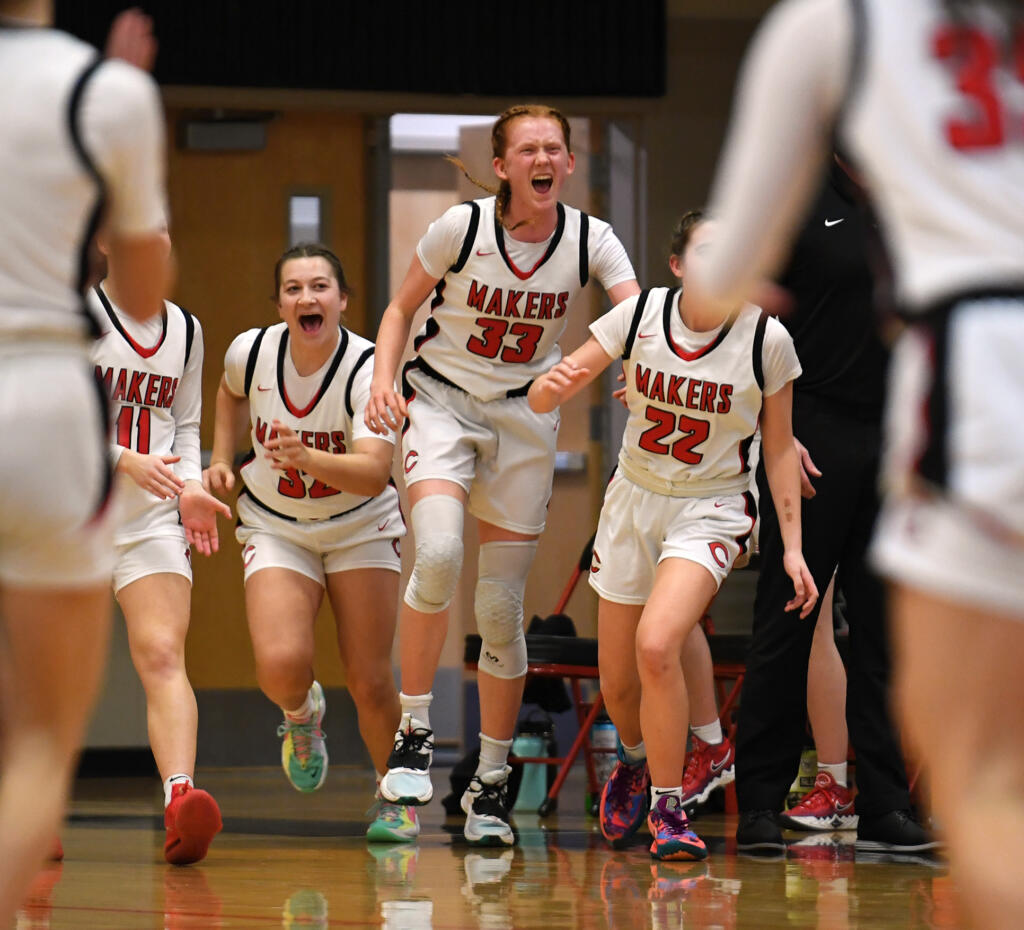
[[462, 765, 515, 846], [366, 797, 420, 843], [780, 772, 858, 831], [380, 714, 434, 805], [680, 734, 735, 811], [277, 681, 328, 793], [163, 783, 223, 865], [599, 747, 651, 848], [282, 890, 328, 930], [647, 795, 708, 861]]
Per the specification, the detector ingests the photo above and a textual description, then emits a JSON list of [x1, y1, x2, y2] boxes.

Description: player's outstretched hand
[[120, 450, 184, 500], [180, 481, 232, 556], [365, 381, 406, 435], [783, 550, 818, 619], [203, 461, 235, 496], [105, 8, 157, 71], [264, 421, 311, 471], [528, 359, 590, 413]]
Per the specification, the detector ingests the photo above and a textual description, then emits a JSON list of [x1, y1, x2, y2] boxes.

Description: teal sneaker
[[367, 798, 420, 843], [277, 681, 328, 792]]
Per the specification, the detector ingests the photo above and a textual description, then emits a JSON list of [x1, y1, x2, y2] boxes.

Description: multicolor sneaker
[[599, 748, 651, 848], [780, 772, 858, 831], [461, 765, 515, 846], [367, 797, 420, 843], [647, 794, 708, 862], [680, 734, 735, 811], [282, 890, 328, 930], [379, 714, 434, 805], [163, 783, 223, 865], [277, 681, 328, 793]]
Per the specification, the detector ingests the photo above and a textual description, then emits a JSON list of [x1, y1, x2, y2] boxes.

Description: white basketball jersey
[[842, 0, 1024, 309], [90, 285, 198, 540], [413, 197, 594, 401], [616, 288, 774, 497], [238, 322, 394, 521]]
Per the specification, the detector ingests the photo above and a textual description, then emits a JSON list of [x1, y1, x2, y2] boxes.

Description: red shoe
[[780, 772, 857, 831], [18, 863, 62, 928], [48, 836, 64, 861], [680, 735, 735, 810], [164, 783, 223, 865]]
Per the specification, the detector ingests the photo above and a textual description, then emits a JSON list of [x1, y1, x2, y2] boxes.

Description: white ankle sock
[[691, 720, 723, 745], [399, 692, 433, 731], [621, 740, 646, 764], [163, 773, 193, 807], [651, 786, 684, 804], [476, 733, 513, 776], [819, 761, 848, 786], [284, 688, 316, 722]]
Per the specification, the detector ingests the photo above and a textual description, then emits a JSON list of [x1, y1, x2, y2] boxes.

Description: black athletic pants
[[734, 393, 911, 818]]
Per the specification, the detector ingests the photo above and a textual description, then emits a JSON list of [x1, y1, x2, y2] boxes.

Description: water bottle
[[786, 747, 818, 809], [587, 714, 618, 814], [511, 731, 547, 812]]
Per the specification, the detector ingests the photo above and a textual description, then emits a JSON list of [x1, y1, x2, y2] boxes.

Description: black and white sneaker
[[736, 809, 786, 854], [379, 714, 434, 805], [461, 765, 515, 846], [855, 810, 940, 853]]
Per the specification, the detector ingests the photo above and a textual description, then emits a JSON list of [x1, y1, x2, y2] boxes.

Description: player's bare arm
[[366, 256, 440, 435], [761, 381, 818, 618], [204, 374, 249, 496], [528, 336, 613, 413]]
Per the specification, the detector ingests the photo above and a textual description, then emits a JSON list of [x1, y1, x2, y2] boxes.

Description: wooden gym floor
[[20, 766, 957, 929]]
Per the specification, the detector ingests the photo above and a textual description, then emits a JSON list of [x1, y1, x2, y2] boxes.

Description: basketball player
[[687, 0, 1023, 922], [365, 104, 639, 846], [90, 226, 230, 865], [204, 244, 415, 842], [0, 3, 169, 922], [529, 211, 817, 860]]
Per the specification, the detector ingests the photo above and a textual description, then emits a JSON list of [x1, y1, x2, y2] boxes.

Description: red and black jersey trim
[[68, 56, 107, 340], [734, 490, 759, 558], [86, 363, 114, 523], [451, 201, 481, 274], [94, 284, 168, 358], [345, 346, 375, 418], [237, 484, 373, 523], [243, 327, 269, 395], [414, 315, 441, 351], [579, 211, 590, 287], [661, 287, 733, 361], [622, 288, 652, 360], [737, 432, 757, 475], [494, 202, 566, 280], [914, 286, 1024, 489], [404, 355, 531, 399], [276, 326, 349, 417], [752, 310, 768, 391]]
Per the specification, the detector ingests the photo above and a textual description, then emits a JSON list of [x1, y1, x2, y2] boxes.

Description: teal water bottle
[[512, 731, 547, 812], [586, 715, 618, 815]]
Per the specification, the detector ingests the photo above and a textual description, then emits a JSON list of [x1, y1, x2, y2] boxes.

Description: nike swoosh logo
[[257, 385, 272, 392], [377, 520, 390, 531], [637, 332, 657, 339], [476, 249, 495, 256], [824, 218, 845, 227], [714, 501, 726, 508], [710, 755, 732, 773], [835, 801, 853, 813]]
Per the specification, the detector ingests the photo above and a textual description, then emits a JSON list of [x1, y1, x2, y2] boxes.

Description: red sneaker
[[680, 735, 735, 810], [780, 772, 857, 831], [164, 783, 223, 865], [48, 836, 64, 861]]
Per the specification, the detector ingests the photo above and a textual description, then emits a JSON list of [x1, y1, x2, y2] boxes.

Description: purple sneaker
[[647, 794, 708, 861], [599, 748, 651, 848]]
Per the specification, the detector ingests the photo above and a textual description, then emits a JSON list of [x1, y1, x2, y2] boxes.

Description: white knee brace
[[475, 540, 537, 680], [403, 496, 465, 613]]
